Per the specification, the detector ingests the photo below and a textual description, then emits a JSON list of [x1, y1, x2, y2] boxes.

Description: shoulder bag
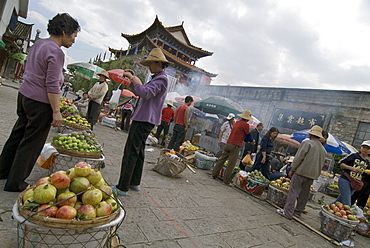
[[343, 172, 364, 191]]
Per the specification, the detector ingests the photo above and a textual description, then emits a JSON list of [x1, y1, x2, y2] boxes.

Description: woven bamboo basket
[[62, 121, 90, 130], [18, 189, 120, 229], [270, 184, 289, 193], [51, 143, 102, 159], [153, 149, 188, 177]]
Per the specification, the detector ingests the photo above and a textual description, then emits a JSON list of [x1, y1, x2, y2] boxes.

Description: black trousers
[[87, 100, 101, 130], [117, 121, 154, 191], [120, 109, 132, 131], [0, 93, 52, 191], [167, 124, 186, 151], [155, 120, 170, 145]]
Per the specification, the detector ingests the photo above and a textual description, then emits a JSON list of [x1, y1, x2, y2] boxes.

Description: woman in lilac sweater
[[0, 13, 80, 192]]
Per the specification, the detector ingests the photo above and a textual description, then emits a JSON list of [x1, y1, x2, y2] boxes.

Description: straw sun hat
[[306, 125, 324, 139], [237, 110, 253, 120], [166, 100, 174, 107], [96, 70, 110, 79], [140, 48, 172, 66], [287, 156, 295, 163]]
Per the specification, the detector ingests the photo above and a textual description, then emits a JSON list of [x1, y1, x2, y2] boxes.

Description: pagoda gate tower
[[109, 16, 216, 92]]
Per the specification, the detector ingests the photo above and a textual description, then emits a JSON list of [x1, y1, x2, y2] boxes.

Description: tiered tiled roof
[[109, 16, 216, 77], [121, 16, 212, 59], [109, 36, 216, 77]]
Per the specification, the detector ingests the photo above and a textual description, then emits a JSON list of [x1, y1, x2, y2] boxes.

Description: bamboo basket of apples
[[320, 202, 359, 242], [18, 162, 121, 229]]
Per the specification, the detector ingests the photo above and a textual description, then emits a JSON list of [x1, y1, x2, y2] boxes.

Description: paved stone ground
[[0, 80, 368, 247]]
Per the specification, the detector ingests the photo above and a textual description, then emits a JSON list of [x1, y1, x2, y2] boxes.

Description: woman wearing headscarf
[[113, 48, 170, 195]]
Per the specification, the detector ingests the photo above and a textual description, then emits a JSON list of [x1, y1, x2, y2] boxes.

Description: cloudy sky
[[21, 0, 370, 91]]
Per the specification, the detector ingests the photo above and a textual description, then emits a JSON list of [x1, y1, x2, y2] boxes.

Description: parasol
[[248, 116, 260, 129], [342, 141, 358, 153], [275, 134, 301, 148], [121, 89, 136, 98], [166, 92, 181, 102], [193, 96, 243, 117], [67, 62, 104, 80], [291, 130, 352, 155], [107, 69, 131, 85]]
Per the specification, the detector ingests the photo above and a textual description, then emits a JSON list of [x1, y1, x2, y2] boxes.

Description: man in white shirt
[[86, 71, 109, 130], [215, 113, 235, 157]]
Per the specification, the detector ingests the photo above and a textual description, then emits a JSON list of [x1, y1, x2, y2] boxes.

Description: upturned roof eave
[[121, 16, 213, 57]]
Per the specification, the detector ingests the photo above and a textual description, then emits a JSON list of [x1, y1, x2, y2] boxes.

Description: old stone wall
[[194, 85, 370, 144]]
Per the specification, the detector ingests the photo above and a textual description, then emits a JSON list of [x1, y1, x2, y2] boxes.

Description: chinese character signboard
[[271, 108, 326, 130]]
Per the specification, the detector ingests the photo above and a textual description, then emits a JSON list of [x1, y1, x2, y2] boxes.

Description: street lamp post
[[27, 29, 41, 51]]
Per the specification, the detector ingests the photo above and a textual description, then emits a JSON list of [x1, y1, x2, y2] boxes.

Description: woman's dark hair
[[47, 13, 80, 36], [322, 130, 329, 139], [321, 130, 329, 146], [266, 127, 279, 139]]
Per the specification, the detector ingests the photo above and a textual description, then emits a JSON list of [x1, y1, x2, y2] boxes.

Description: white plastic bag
[[109, 89, 121, 109], [145, 135, 158, 145], [350, 205, 364, 219]]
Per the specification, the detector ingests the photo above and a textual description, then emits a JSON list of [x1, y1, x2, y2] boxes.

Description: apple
[[50, 171, 71, 189], [56, 192, 77, 207], [82, 188, 102, 206], [99, 185, 113, 200], [74, 162, 91, 177], [56, 205, 77, 219], [106, 198, 118, 212], [77, 204, 96, 219], [22, 188, 34, 204], [340, 210, 347, 216], [68, 168, 77, 178], [37, 204, 58, 217], [342, 215, 348, 219], [346, 210, 353, 215], [36, 177, 51, 186], [343, 205, 351, 210], [69, 177, 90, 194], [74, 201, 83, 210], [86, 169, 103, 185], [329, 204, 336, 211], [93, 178, 106, 187], [95, 201, 112, 217], [335, 212, 342, 217], [33, 184, 57, 204], [347, 214, 358, 221]]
